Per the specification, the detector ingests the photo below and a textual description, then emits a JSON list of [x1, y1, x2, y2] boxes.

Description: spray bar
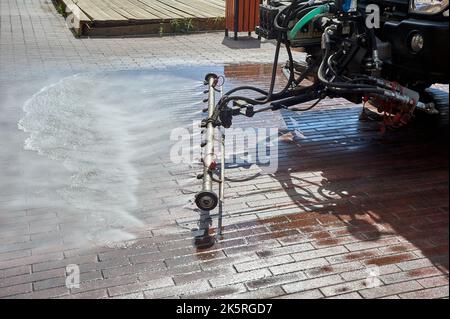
[[195, 74, 220, 212]]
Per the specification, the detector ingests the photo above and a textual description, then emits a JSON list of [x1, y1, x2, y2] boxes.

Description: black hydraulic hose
[[225, 42, 295, 98], [214, 40, 284, 115], [326, 54, 339, 77], [217, 41, 316, 111], [368, 27, 378, 52], [209, 0, 336, 124], [293, 5, 321, 20], [222, 3, 387, 106], [319, 61, 384, 93], [253, 43, 321, 103], [218, 37, 298, 106], [292, 56, 321, 86], [325, 86, 388, 95], [217, 0, 317, 105], [270, 88, 321, 110], [275, 1, 311, 32], [262, 41, 296, 98], [289, 97, 323, 111], [224, 41, 281, 102], [225, 86, 269, 96], [317, 35, 384, 92], [274, 6, 293, 32], [252, 86, 316, 114]]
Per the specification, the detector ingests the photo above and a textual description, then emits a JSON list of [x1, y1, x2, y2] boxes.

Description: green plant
[[55, 2, 67, 17], [170, 18, 196, 34], [212, 16, 225, 24]]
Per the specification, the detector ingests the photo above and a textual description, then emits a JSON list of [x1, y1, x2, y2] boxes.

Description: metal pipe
[[203, 75, 216, 190], [195, 74, 219, 211], [217, 130, 225, 237]]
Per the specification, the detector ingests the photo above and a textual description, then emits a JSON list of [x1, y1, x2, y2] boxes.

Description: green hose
[[289, 5, 330, 40]]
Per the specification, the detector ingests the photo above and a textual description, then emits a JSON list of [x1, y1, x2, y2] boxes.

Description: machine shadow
[[223, 87, 449, 272]]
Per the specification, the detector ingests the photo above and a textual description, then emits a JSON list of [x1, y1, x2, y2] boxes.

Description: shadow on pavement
[[220, 87, 448, 273], [221, 36, 263, 49]]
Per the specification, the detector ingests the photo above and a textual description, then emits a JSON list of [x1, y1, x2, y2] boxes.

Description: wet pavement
[[0, 0, 448, 299]]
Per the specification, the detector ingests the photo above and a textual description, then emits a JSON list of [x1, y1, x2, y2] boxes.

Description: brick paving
[[0, 0, 449, 299]]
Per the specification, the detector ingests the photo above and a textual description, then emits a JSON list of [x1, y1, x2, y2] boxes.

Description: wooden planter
[[225, 0, 261, 40]]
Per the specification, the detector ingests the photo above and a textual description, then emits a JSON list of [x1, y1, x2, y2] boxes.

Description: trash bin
[[225, 0, 261, 40]]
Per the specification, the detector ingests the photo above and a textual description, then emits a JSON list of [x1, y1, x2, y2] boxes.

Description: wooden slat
[[161, 0, 215, 18], [196, 0, 225, 11], [226, 0, 232, 30], [149, 0, 195, 18], [94, 0, 144, 20], [238, 0, 243, 32], [72, 0, 110, 20], [74, 0, 225, 22], [127, 0, 164, 19], [249, 0, 255, 32], [244, 0, 249, 32], [130, 0, 185, 19], [256, 0, 260, 27], [77, 0, 128, 21], [174, 0, 224, 16], [97, 0, 142, 20], [209, 0, 227, 8], [62, 0, 91, 21]]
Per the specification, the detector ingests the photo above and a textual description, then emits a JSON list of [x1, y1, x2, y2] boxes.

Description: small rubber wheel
[[195, 191, 219, 211]]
